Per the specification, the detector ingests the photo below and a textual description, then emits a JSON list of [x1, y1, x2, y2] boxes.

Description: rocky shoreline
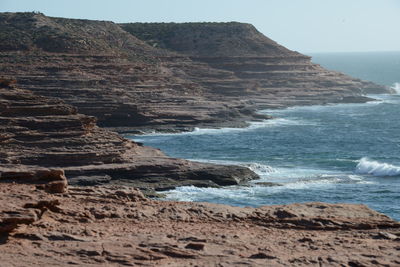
[[0, 13, 393, 134], [1, 83, 399, 267], [1, 173, 400, 266], [1, 12, 399, 266], [0, 81, 258, 195]]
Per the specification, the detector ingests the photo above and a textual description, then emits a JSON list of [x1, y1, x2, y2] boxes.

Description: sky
[[1, 0, 399, 53]]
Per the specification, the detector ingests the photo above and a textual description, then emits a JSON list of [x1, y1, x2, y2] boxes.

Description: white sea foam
[[355, 157, 400, 177], [164, 172, 368, 203], [187, 118, 313, 135], [391, 82, 400, 94], [129, 117, 315, 139], [164, 185, 258, 202], [243, 162, 276, 174], [185, 158, 277, 176]]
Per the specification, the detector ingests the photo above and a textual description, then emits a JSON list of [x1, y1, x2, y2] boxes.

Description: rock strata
[[0, 167, 68, 193], [0, 12, 265, 132], [122, 22, 392, 110], [0, 81, 258, 191], [0, 13, 392, 133], [1, 179, 399, 266]]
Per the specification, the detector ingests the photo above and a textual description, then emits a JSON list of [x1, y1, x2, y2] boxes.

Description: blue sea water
[[129, 52, 400, 220]]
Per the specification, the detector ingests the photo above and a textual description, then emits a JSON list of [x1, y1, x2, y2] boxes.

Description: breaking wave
[[391, 82, 400, 94], [129, 118, 316, 139], [241, 162, 276, 174], [186, 159, 277, 176], [355, 157, 400, 177], [190, 118, 314, 135]]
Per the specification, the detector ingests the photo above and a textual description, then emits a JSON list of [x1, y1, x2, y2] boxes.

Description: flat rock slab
[[0, 182, 399, 266]]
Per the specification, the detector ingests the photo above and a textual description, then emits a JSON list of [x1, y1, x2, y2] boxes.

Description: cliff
[[0, 80, 258, 193], [0, 13, 391, 133], [122, 22, 389, 109], [1, 14, 399, 266], [0, 13, 270, 133]]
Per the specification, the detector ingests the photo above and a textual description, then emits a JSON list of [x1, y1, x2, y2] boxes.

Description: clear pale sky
[[1, 0, 399, 53]]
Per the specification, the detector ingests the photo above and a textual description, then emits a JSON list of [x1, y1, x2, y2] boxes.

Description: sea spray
[[183, 159, 277, 176], [242, 162, 276, 174], [355, 157, 400, 177], [391, 82, 400, 94]]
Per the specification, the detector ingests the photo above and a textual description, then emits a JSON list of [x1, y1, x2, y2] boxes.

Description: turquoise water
[[129, 52, 400, 220]]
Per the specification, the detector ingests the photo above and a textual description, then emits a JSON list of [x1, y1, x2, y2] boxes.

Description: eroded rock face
[[0, 181, 399, 266], [0, 13, 392, 133], [0, 12, 263, 132], [0, 82, 259, 191], [122, 22, 392, 106]]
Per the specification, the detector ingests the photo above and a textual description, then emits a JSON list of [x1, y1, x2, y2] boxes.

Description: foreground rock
[[1, 180, 399, 266], [0, 167, 67, 193], [0, 13, 392, 133], [0, 170, 65, 235], [0, 82, 258, 192]]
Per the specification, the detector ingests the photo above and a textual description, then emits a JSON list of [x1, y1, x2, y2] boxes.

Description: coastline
[[0, 12, 399, 266], [114, 94, 380, 135], [129, 93, 400, 222]]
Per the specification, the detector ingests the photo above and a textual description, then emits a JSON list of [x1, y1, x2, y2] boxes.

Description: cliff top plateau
[[120, 22, 301, 57]]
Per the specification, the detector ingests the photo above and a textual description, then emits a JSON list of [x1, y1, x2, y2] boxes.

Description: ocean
[[129, 52, 400, 220]]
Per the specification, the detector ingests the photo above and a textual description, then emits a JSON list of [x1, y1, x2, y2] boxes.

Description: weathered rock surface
[[1, 180, 399, 266], [1, 13, 398, 267], [123, 22, 392, 108], [0, 12, 266, 133], [0, 13, 392, 133], [0, 167, 68, 193], [0, 82, 258, 191]]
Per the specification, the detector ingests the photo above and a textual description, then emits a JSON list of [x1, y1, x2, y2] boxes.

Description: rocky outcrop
[[0, 13, 392, 133], [0, 81, 259, 192], [0, 167, 68, 193], [1, 180, 399, 266]]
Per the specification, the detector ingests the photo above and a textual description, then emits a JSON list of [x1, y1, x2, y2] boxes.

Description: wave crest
[[355, 157, 400, 177], [243, 163, 276, 174], [391, 82, 400, 94]]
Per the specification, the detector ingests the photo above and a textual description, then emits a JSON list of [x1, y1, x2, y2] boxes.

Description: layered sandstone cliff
[[0, 81, 258, 192], [1, 14, 399, 267], [0, 13, 265, 132], [122, 22, 389, 109], [0, 13, 391, 133]]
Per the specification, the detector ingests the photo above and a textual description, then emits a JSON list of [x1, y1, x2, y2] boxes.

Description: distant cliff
[[122, 22, 389, 105], [0, 13, 391, 132]]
